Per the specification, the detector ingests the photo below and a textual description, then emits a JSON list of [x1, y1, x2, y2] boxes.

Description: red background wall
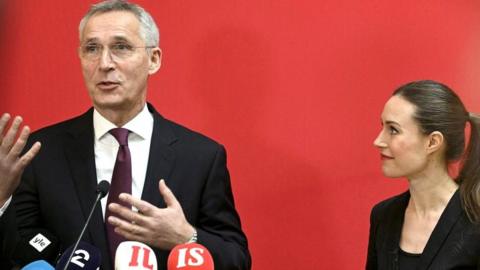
[[2, 1, 480, 269]]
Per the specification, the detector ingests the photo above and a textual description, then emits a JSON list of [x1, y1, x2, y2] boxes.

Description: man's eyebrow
[[112, 36, 131, 43], [83, 37, 99, 44], [82, 36, 132, 44]]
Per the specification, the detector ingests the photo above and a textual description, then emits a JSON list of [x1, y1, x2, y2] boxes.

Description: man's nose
[[99, 48, 115, 70]]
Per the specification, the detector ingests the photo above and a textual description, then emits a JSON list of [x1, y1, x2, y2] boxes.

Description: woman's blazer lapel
[[416, 191, 463, 270]]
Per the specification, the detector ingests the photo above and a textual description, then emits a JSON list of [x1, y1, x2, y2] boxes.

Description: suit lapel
[[384, 192, 409, 270], [63, 109, 112, 270], [141, 104, 177, 208], [417, 190, 462, 270]]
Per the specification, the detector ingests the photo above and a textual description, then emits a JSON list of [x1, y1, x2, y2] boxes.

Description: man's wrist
[[186, 227, 198, 243]]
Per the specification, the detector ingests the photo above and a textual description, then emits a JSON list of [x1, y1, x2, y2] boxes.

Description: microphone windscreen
[[12, 230, 59, 265], [167, 243, 214, 270], [96, 180, 110, 198], [21, 260, 54, 270], [115, 241, 158, 270], [55, 241, 101, 270]]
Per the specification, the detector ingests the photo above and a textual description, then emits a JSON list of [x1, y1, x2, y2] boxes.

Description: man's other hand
[[0, 113, 41, 205]]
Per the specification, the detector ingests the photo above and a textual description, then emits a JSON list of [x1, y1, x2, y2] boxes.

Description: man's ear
[[148, 47, 162, 75], [426, 131, 444, 154]]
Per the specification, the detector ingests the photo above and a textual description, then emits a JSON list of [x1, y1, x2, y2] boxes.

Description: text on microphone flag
[[167, 243, 214, 270], [115, 241, 157, 270]]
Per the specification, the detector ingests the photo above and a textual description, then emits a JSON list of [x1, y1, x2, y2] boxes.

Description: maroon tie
[[105, 128, 132, 262]]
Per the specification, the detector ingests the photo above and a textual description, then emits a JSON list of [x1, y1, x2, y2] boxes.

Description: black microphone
[[96, 180, 110, 198], [55, 241, 101, 270], [61, 180, 109, 270]]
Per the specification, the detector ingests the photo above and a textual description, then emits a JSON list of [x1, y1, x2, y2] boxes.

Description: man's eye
[[112, 43, 132, 51], [84, 44, 100, 53]]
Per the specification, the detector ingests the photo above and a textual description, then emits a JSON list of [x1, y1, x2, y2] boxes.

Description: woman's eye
[[389, 126, 399, 134]]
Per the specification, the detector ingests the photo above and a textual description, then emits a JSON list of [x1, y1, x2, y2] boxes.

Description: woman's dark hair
[[393, 80, 480, 222]]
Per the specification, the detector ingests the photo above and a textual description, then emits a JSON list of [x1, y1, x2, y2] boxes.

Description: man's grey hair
[[79, 0, 159, 47]]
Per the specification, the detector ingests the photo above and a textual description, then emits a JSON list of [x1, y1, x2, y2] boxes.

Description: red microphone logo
[[115, 241, 158, 270], [128, 244, 154, 269], [168, 243, 214, 270]]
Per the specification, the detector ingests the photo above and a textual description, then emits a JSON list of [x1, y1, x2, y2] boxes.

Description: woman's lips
[[380, 154, 394, 160]]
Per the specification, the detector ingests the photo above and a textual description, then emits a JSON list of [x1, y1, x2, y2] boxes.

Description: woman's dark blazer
[[366, 190, 480, 270]]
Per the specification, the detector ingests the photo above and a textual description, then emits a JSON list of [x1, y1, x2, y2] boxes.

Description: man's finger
[[113, 227, 145, 243], [159, 179, 180, 209], [8, 126, 31, 158], [17, 142, 41, 168], [108, 202, 149, 226], [108, 215, 148, 239], [118, 193, 155, 216], [0, 113, 11, 137], [1, 116, 22, 151]]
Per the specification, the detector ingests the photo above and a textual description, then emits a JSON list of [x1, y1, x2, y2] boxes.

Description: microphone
[[55, 241, 101, 270], [115, 241, 158, 270], [21, 260, 54, 270], [96, 180, 110, 198], [12, 229, 59, 266], [60, 180, 109, 270], [167, 243, 214, 270]]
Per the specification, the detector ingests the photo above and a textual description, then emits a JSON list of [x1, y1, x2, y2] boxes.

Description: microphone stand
[[63, 181, 109, 270]]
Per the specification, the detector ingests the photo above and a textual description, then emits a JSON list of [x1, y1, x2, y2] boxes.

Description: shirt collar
[[93, 104, 154, 141]]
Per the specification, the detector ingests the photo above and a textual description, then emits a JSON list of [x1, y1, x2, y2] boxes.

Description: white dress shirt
[[93, 104, 154, 217]]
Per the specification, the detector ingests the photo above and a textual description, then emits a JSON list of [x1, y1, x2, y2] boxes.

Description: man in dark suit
[[10, 1, 251, 269]]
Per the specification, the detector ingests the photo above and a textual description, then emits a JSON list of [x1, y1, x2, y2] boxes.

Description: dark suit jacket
[[11, 104, 251, 270], [366, 190, 480, 270], [0, 204, 15, 269]]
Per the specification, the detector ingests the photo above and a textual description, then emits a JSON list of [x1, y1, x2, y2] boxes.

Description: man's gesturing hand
[[0, 113, 41, 205], [107, 179, 195, 250]]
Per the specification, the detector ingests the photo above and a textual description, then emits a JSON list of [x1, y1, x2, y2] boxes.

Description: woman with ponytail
[[366, 80, 480, 270]]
